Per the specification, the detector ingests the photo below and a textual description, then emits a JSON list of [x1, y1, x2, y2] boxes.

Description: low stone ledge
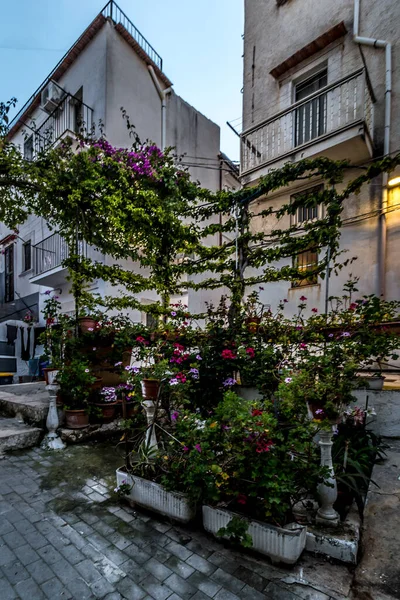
[[305, 504, 361, 564], [59, 420, 123, 444]]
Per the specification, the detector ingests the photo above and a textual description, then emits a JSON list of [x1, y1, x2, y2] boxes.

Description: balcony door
[[294, 69, 327, 147], [4, 245, 14, 303]]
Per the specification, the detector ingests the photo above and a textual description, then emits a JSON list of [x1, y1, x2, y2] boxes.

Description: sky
[[0, 0, 244, 161]]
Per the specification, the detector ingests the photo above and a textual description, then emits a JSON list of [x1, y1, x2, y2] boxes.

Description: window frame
[[291, 184, 324, 226], [4, 244, 15, 303], [23, 135, 34, 161], [22, 240, 32, 272], [292, 246, 319, 288]]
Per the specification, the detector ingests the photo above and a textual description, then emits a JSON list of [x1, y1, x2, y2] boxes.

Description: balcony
[[30, 232, 84, 286], [32, 93, 93, 156], [241, 69, 374, 178]]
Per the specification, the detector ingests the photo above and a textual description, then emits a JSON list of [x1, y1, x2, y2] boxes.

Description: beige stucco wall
[[240, 0, 400, 314]]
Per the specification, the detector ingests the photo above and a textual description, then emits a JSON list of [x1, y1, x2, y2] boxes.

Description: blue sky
[[0, 0, 244, 160]]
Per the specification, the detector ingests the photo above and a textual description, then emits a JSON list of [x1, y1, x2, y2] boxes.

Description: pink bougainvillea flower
[[183, 446, 189, 452], [171, 411, 179, 421], [299, 342, 307, 349], [299, 296, 307, 301], [283, 298, 288, 303], [221, 349, 236, 360], [311, 308, 318, 313], [237, 494, 247, 505], [245, 347, 255, 358], [195, 444, 202, 453], [252, 409, 263, 417]]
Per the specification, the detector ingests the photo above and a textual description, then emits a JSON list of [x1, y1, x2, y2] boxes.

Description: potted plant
[[91, 386, 118, 423], [158, 392, 325, 564], [57, 358, 97, 428]]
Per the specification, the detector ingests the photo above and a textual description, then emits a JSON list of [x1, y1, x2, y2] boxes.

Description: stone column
[[316, 428, 339, 527], [41, 384, 66, 450], [142, 400, 158, 450]]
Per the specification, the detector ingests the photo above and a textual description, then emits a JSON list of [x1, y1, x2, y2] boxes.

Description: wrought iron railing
[[33, 93, 93, 155], [102, 1, 163, 70], [241, 69, 374, 175], [32, 232, 86, 277]]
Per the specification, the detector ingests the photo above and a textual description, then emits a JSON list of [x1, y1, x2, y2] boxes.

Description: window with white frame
[[294, 68, 328, 147], [24, 135, 34, 161], [291, 185, 323, 287]]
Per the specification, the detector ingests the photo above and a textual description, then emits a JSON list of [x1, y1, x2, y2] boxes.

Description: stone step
[[0, 417, 42, 454], [0, 382, 49, 426]]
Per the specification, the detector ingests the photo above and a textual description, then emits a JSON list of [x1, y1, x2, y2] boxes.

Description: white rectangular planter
[[116, 468, 196, 523], [202, 505, 306, 565]]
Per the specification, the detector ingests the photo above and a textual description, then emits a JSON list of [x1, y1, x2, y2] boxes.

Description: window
[[23, 241, 32, 272], [24, 136, 34, 161], [146, 312, 158, 330], [4, 245, 14, 302], [294, 68, 328, 147], [292, 184, 324, 224], [292, 247, 318, 288], [73, 87, 83, 133]]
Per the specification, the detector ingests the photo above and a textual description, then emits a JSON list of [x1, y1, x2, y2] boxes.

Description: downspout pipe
[[353, 0, 391, 298], [148, 65, 172, 149]]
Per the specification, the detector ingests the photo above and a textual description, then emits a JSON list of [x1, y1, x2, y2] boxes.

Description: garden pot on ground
[[116, 468, 195, 523], [91, 402, 118, 423], [202, 505, 306, 565], [141, 379, 160, 400], [43, 368, 59, 385], [64, 409, 89, 429]]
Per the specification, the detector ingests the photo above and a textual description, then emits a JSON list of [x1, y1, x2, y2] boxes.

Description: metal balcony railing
[[32, 232, 85, 278], [241, 69, 374, 175], [32, 93, 93, 155], [102, 1, 163, 71]]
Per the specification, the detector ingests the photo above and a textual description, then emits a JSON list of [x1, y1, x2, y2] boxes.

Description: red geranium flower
[[252, 409, 263, 417], [237, 494, 247, 505], [221, 349, 236, 360], [246, 347, 255, 358]]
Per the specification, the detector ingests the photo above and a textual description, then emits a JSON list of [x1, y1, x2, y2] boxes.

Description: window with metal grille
[[292, 184, 324, 224], [4, 245, 14, 302], [292, 246, 318, 288], [294, 69, 328, 147], [23, 241, 31, 272], [24, 135, 34, 161]]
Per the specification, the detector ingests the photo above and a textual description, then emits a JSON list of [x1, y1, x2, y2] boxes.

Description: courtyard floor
[[0, 442, 356, 600]]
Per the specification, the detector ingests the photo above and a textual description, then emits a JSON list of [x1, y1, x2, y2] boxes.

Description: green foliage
[[57, 358, 97, 409], [217, 516, 253, 548]]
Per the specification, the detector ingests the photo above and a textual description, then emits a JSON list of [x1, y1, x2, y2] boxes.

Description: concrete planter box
[[116, 468, 195, 523], [202, 505, 306, 565]]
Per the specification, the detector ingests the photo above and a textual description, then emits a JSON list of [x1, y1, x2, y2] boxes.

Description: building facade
[[241, 0, 400, 313], [0, 1, 239, 379]]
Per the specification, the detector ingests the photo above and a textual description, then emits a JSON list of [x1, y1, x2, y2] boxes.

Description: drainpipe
[[353, 0, 392, 298], [148, 65, 172, 149]]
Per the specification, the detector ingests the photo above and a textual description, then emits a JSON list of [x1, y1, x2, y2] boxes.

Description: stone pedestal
[[41, 384, 66, 450], [316, 428, 339, 527], [142, 400, 158, 450]]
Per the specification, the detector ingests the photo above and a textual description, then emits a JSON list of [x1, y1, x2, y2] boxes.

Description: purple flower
[[45, 290, 52, 295], [189, 368, 199, 379], [196, 355, 202, 361], [195, 444, 202, 453], [92, 347, 97, 351], [284, 377, 292, 383], [315, 409, 324, 415], [222, 377, 237, 387], [341, 332, 351, 337], [171, 311, 177, 317], [85, 369, 90, 373], [115, 362, 123, 367], [183, 446, 189, 452], [328, 333, 334, 338], [87, 327, 94, 332], [170, 378, 179, 386], [171, 411, 179, 421]]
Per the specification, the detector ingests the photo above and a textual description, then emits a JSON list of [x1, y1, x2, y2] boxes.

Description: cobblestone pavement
[[0, 443, 354, 600]]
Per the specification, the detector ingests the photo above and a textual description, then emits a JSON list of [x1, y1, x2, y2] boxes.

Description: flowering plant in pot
[[158, 392, 326, 563], [90, 386, 119, 423], [57, 358, 97, 428]]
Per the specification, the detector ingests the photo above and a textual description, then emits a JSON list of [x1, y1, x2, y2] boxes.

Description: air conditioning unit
[[40, 81, 65, 113]]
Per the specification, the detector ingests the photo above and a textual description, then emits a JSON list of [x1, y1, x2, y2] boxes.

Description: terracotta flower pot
[[90, 377, 103, 391], [141, 379, 160, 400], [64, 409, 89, 429], [78, 317, 97, 334], [245, 316, 261, 333], [92, 402, 118, 423]]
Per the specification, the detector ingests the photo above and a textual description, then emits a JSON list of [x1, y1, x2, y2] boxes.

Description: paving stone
[[2, 530, 26, 549], [185, 540, 212, 560], [144, 557, 173, 582], [91, 575, 116, 598], [187, 570, 222, 598], [210, 569, 245, 595], [58, 542, 85, 564], [232, 565, 268, 592], [164, 555, 195, 580], [165, 541, 193, 562], [0, 519, 14, 536], [92, 520, 116, 537], [143, 543, 171, 563], [26, 559, 55, 585], [239, 584, 268, 600], [3, 560, 30, 584], [120, 558, 148, 584], [213, 589, 241, 600], [40, 576, 70, 599], [0, 544, 16, 566], [117, 575, 147, 600], [124, 543, 151, 564], [103, 544, 131, 566], [37, 545, 64, 565], [0, 576, 18, 599], [164, 572, 197, 600], [186, 554, 217, 576], [207, 553, 240, 575], [140, 574, 174, 600], [14, 543, 40, 566], [103, 594, 123, 600], [23, 530, 48, 549], [87, 532, 113, 551], [191, 592, 210, 600], [15, 576, 45, 600], [76, 558, 103, 583]]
